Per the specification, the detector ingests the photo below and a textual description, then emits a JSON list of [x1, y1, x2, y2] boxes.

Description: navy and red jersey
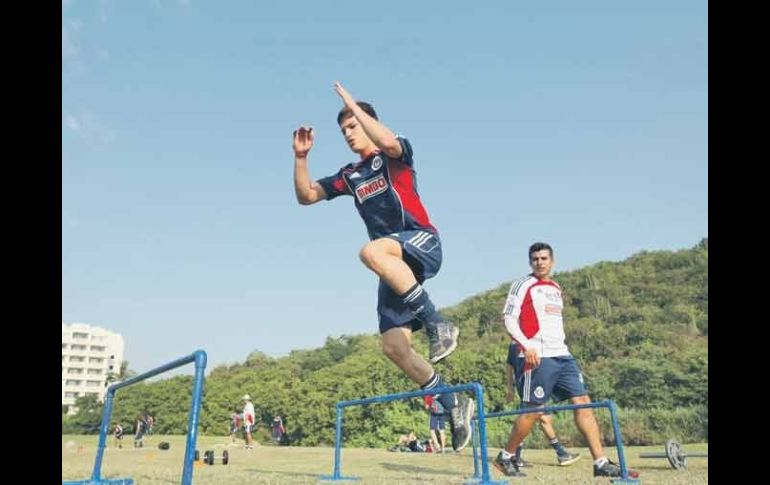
[[317, 137, 437, 240]]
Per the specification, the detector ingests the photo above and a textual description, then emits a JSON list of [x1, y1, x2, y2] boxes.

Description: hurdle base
[[319, 475, 360, 482], [63, 479, 134, 485]]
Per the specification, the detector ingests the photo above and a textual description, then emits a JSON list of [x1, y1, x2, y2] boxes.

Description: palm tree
[[118, 360, 137, 380]]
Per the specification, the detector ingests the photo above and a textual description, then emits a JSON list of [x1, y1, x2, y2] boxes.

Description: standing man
[[133, 414, 148, 448], [505, 341, 580, 467], [242, 394, 256, 450], [113, 423, 124, 449], [271, 415, 286, 445], [493, 242, 639, 479], [292, 81, 473, 451], [423, 394, 447, 453]]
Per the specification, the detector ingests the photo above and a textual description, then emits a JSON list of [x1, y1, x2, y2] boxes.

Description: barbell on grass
[[638, 439, 708, 470]]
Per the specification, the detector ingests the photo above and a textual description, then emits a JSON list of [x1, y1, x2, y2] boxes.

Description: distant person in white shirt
[[242, 394, 256, 450]]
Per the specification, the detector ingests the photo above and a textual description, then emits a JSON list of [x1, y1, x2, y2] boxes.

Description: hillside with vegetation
[[63, 239, 708, 447]]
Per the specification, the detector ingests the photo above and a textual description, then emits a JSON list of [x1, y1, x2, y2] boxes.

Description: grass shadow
[[245, 468, 323, 479], [132, 475, 179, 484], [379, 462, 458, 476]]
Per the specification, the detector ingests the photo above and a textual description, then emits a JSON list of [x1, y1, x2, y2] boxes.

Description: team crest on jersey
[[371, 155, 383, 170], [533, 386, 545, 399], [355, 174, 388, 203]]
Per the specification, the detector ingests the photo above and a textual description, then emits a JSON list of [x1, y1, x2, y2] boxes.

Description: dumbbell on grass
[[203, 449, 229, 465]]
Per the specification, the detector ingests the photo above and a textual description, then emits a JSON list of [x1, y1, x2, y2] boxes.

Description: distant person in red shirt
[[229, 409, 242, 443], [423, 394, 447, 453]]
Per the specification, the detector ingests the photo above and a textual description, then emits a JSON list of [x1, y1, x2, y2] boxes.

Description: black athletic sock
[[400, 283, 443, 325]]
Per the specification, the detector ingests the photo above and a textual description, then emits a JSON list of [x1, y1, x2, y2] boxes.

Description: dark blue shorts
[[377, 230, 442, 334], [513, 355, 587, 405], [429, 413, 446, 430]]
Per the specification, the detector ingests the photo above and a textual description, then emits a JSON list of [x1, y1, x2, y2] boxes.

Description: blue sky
[[62, 1, 707, 376]]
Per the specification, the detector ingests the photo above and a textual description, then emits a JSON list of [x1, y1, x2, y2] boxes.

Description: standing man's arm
[[293, 126, 328, 205], [333, 82, 403, 159], [503, 285, 541, 367]]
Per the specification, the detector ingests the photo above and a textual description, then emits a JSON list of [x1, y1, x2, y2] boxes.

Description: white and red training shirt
[[502, 274, 570, 358]]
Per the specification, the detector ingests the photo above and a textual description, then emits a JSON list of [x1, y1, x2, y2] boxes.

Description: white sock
[[594, 457, 609, 467], [501, 450, 513, 460]]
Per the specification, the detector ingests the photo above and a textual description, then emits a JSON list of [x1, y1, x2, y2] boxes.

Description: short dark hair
[[337, 101, 378, 125], [528, 242, 553, 259]]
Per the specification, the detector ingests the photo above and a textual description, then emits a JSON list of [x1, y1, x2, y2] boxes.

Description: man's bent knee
[[359, 239, 401, 267], [358, 243, 377, 268]]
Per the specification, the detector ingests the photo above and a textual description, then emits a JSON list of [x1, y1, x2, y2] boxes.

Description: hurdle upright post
[[468, 382, 504, 485], [605, 399, 639, 484], [89, 389, 117, 482], [181, 350, 207, 485], [331, 403, 349, 481]]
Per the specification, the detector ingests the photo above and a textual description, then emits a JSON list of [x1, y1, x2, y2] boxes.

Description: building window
[[87, 369, 102, 375], [86, 381, 101, 387], [70, 344, 87, 351], [65, 392, 79, 398], [69, 356, 85, 362], [85, 392, 99, 397], [90, 345, 106, 352], [89, 357, 104, 364], [73, 332, 89, 339], [67, 368, 83, 374], [62, 343, 68, 349], [65, 380, 82, 386]]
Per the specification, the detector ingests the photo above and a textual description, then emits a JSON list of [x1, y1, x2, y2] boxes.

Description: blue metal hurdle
[[63, 350, 208, 485], [320, 382, 507, 485], [470, 399, 640, 484]]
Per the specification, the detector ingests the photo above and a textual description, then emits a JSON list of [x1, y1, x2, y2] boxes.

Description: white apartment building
[[62, 322, 125, 413]]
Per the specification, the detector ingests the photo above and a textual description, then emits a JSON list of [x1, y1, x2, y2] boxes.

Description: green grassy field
[[62, 435, 708, 484]]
